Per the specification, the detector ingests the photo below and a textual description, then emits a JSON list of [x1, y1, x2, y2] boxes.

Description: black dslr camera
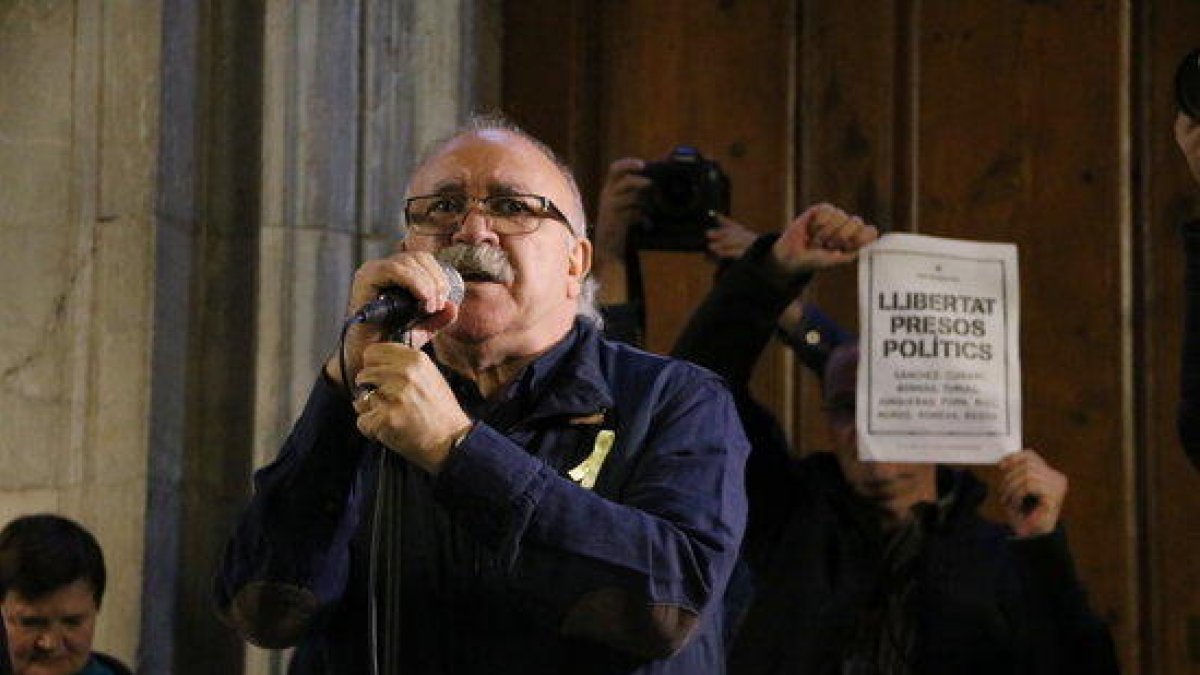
[[1177, 49, 1200, 119], [632, 146, 731, 251]]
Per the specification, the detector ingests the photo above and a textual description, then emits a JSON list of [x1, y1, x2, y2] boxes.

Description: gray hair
[[408, 112, 603, 327]]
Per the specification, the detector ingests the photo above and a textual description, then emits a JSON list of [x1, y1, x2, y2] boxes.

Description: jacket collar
[[435, 319, 615, 428], [519, 319, 614, 425]]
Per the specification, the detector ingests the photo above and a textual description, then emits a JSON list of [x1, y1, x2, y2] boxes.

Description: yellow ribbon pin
[[568, 430, 615, 490]]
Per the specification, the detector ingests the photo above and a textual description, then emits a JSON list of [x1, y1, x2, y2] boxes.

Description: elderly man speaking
[[215, 117, 750, 675]]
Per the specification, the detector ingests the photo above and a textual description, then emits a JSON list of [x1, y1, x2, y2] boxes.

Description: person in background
[[594, 158, 1119, 673], [0, 514, 132, 675], [592, 157, 863, 636], [726, 342, 1118, 675], [1174, 111, 1200, 468]]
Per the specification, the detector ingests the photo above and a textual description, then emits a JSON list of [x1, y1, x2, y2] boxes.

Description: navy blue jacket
[[215, 320, 749, 674]]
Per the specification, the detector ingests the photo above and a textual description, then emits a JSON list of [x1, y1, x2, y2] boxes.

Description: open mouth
[[462, 271, 502, 283]]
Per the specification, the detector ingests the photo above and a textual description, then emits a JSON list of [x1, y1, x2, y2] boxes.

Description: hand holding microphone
[[351, 337, 473, 474], [327, 252, 471, 474], [353, 259, 465, 335], [324, 251, 464, 388]]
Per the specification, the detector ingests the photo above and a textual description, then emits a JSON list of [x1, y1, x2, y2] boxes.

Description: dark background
[[501, 2, 1200, 673]]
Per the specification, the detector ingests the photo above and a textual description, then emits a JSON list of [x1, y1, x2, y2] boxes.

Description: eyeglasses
[[404, 193, 570, 236]]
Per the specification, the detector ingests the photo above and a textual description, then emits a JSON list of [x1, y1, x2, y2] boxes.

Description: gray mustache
[[436, 244, 515, 284]]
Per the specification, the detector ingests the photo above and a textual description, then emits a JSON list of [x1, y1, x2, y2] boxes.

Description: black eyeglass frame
[[403, 192, 571, 236]]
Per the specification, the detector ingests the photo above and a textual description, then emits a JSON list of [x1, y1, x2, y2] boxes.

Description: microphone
[[352, 260, 465, 328]]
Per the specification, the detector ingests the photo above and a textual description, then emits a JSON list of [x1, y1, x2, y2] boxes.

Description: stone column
[[246, 1, 498, 672], [0, 1, 162, 665], [143, 0, 267, 671], [253, 0, 498, 456], [0, 1, 495, 672]]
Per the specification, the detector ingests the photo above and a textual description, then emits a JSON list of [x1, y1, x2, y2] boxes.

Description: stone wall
[[0, 1, 162, 664], [0, 0, 495, 672], [244, 1, 495, 672]]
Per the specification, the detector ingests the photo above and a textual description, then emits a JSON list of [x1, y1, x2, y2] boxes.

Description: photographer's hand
[[595, 158, 652, 304], [705, 214, 759, 260], [771, 203, 879, 276], [1176, 111, 1200, 188]]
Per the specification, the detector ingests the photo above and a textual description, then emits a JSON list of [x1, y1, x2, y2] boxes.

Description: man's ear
[[567, 238, 593, 298]]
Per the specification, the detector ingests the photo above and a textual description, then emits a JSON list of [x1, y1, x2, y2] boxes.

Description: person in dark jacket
[[1174, 110, 1200, 468], [592, 163, 1118, 673], [0, 514, 132, 675], [669, 211, 1116, 674], [725, 343, 1117, 675], [214, 116, 750, 675]]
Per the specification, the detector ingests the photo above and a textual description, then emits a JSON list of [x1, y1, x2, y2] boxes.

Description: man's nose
[[34, 628, 62, 652], [451, 208, 500, 246]]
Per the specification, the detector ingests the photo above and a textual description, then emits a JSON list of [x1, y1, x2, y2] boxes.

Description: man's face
[[826, 393, 936, 513], [403, 129, 591, 347], [2, 580, 97, 675]]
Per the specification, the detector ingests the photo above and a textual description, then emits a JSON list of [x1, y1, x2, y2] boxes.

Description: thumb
[[408, 302, 459, 347]]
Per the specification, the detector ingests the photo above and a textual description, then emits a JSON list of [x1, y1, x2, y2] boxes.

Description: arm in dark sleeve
[[671, 234, 815, 566], [213, 374, 373, 648], [670, 234, 810, 389], [779, 303, 857, 376], [1180, 220, 1200, 469], [1008, 527, 1120, 674], [432, 369, 749, 659]]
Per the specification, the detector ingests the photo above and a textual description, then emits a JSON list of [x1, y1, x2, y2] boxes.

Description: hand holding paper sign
[[772, 203, 879, 274], [997, 449, 1067, 538]]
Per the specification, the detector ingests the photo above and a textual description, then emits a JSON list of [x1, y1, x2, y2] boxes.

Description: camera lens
[[654, 174, 698, 218], [1176, 49, 1200, 119]]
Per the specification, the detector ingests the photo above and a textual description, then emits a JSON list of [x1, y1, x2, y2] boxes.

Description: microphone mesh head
[[438, 260, 465, 304]]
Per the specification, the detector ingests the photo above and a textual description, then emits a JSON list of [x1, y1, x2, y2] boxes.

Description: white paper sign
[[857, 233, 1021, 464]]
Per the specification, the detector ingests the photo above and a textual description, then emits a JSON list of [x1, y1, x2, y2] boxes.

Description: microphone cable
[[337, 317, 357, 402], [340, 260, 464, 672]]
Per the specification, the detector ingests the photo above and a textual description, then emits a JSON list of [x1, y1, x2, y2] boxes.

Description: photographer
[[593, 158, 650, 309], [592, 152, 850, 364], [593, 154, 851, 641], [593, 155, 758, 344], [1174, 110, 1200, 469]]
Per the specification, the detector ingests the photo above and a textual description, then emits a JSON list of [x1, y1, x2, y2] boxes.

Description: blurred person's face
[[403, 129, 591, 350], [1, 580, 97, 675], [826, 397, 935, 517], [823, 346, 937, 526]]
